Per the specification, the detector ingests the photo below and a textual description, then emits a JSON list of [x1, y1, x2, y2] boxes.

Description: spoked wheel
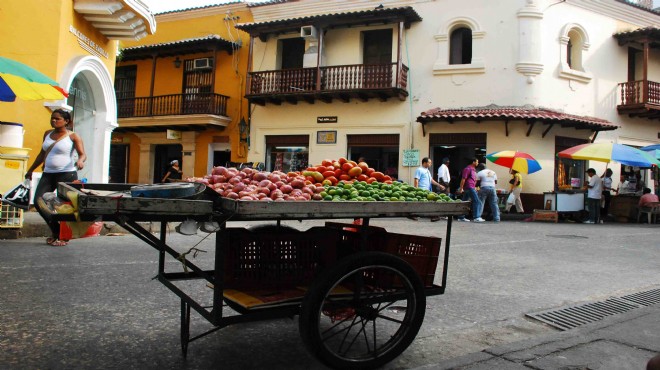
[[299, 252, 426, 369]]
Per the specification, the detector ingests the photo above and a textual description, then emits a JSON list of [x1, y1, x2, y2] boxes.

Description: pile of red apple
[[187, 158, 393, 201]]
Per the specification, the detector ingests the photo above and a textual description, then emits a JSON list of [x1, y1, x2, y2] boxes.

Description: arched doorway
[[67, 74, 96, 181]]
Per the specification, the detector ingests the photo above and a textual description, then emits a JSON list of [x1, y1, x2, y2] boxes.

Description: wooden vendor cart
[[52, 182, 470, 369]]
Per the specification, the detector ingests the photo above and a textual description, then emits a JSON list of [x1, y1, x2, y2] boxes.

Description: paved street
[[0, 219, 659, 369]]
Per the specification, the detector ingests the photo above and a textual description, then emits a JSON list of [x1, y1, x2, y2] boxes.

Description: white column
[[516, 0, 544, 83]]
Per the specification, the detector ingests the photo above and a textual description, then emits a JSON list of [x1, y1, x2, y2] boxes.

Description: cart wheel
[[299, 252, 426, 369]]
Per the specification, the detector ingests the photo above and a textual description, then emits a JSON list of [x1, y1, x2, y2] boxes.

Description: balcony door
[[362, 29, 392, 88], [114, 66, 136, 117], [183, 59, 213, 114], [277, 38, 307, 92]]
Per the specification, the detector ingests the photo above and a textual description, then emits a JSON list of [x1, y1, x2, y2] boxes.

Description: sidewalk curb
[[414, 305, 660, 369]]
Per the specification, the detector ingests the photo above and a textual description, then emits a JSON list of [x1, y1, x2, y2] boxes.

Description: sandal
[[46, 237, 56, 245], [50, 239, 68, 247]]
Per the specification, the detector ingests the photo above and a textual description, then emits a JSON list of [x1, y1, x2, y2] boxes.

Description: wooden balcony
[[246, 63, 409, 105], [617, 80, 660, 120], [117, 93, 229, 118]]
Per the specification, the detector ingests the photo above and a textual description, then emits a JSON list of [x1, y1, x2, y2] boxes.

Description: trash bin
[[0, 146, 30, 228]]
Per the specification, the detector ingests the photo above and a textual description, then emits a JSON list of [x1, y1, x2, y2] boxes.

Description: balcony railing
[[618, 80, 660, 107], [247, 63, 408, 97], [117, 93, 229, 118]]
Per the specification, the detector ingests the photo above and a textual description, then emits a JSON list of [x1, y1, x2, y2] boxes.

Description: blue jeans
[[459, 187, 482, 220], [478, 186, 500, 221]]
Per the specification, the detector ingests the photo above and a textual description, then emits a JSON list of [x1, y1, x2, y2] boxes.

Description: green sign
[[402, 149, 420, 167]]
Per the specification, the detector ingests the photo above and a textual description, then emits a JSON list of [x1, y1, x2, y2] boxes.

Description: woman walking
[[161, 159, 182, 182], [25, 109, 86, 247], [504, 169, 524, 214]]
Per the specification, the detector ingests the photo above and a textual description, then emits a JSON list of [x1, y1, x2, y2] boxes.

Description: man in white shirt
[[437, 157, 451, 195], [585, 168, 602, 224], [476, 164, 499, 222]]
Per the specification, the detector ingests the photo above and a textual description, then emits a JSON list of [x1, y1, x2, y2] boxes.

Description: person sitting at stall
[[639, 187, 659, 208], [615, 175, 634, 195]]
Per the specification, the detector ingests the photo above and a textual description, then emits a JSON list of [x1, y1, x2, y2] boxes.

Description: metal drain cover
[[526, 288, 660, 331]]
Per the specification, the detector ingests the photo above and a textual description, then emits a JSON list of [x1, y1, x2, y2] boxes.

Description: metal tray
[[213, 194, 471, 221], [57, 182, 214, 222]]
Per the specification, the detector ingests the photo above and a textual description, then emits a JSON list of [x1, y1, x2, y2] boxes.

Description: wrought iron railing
[[618, 80, 660, 107], [247, 63, 409, 95], [117, 93, 229, 118]]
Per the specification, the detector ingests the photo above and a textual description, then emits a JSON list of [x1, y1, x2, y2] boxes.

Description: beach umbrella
[[557, 142, 660, 168], [640, 144, 660, 160], [0, 56, 68, 102], [485, 151, 542, 174]]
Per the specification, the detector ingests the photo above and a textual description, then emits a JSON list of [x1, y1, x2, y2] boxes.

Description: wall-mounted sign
[[317, 116, 338, 124], [402, 149, 420, 167], [166, 129, 181, 140], [317, 130, 337, 144], [69, 25, 109, 59]]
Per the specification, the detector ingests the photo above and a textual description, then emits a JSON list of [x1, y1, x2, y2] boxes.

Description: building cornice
[[156, 3, 249, 22], [567, 0, 660, 27]]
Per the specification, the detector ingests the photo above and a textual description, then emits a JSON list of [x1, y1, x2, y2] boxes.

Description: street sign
[[402, 149, 419, 167]]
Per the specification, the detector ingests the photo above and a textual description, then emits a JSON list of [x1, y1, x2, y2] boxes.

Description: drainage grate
[[620, 288, 660, 307], [526, 288, 660, 331]]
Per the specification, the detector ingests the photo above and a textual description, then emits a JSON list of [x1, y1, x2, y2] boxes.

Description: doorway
[[154, 144, 182, 183], [430, 133, 486, 192], [108, 144, 129, 183]]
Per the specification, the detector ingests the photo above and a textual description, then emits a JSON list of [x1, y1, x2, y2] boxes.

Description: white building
[[237, 0, 659, 210]]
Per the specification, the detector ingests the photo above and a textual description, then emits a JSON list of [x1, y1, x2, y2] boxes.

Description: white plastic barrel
[[0, 122, 24, 148]]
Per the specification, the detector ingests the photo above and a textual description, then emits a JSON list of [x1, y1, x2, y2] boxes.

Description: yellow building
[[0, 0, 155, 184], [114, 2, 252, 183]]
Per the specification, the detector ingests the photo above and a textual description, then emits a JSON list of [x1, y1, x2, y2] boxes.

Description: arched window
[[559, 24, 591, 83], [450, 27, 472, 65], [567, 29, 584, 71], [434, 17, 485, 75]]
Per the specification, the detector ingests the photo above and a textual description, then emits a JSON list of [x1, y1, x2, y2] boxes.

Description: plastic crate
[[328, 222, 442, 287], [220, 226, 340, 290], [0, 202, 23, 228]]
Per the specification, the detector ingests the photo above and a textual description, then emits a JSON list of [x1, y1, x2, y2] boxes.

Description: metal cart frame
[[54, 182, 470, 369]]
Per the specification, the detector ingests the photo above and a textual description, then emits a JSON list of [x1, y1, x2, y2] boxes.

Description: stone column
[[516, 0, 544, 83], [181, 131, 198, 178], [138, 143, 152, 184]]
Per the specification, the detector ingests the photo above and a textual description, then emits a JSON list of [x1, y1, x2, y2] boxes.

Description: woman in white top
[[25, 109, 86, 247]]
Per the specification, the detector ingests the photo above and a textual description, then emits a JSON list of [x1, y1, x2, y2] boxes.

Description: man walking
[[585, 168, 602, 224], [412, 157, 444, 222], [457, 158, 483, 222], [476, 163, 500, 222], [437, 157, 451, 195]]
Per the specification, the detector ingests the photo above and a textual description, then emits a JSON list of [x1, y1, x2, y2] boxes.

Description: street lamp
[[239, 117, 249, 143], [173, 56, 181, 69]]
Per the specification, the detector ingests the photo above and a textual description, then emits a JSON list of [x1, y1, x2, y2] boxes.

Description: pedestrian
[[504, 169, 524, 214], [24, 109, 86, 247], [411, 157, 444, 222], [584, 168, 602, 224], [601, 168, 613, 219], [162, 159, 182, 183], [437, 157, 451, 195], [456, 158, 483, 222], [476, 163, 500, 222]]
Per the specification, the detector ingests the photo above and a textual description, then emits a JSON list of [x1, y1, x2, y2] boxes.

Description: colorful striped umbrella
[[0, 56, 68, 102], [485, 151, 542, 174], [640, 144, 660, 160], [557, 143, 660, 168]]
